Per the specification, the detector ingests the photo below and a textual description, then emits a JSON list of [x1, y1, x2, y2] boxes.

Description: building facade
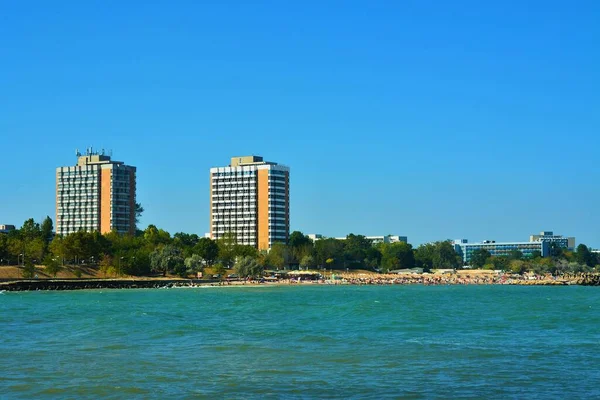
[[529, 231, 575, 251], [56, 150, 136, 236], [365, 235, 407, 245], [210, 156, 289, 251], [453, 240, 549, 264], [309, 234, 408, 245], [307, 234, 324, 242], [0, 224, 16, 234]]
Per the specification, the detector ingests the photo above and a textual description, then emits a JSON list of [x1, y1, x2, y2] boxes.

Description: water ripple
[[1, 286, 600, 398]]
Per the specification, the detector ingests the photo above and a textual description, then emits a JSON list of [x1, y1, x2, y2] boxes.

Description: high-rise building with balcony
[[210, 156, 289, 250], [56, 149, 136, 236]]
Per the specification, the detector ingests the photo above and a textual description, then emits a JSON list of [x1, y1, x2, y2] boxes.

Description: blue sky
[[1, 1, 599, 247]]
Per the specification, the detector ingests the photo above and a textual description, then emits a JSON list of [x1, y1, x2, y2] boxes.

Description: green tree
[[43, 256, 62, 278], [235, 256, 263, 278], [40, 216, 54, 246], [530, 250, 542, 259], [315, 238, 345, 268], [20, 218, 41, 241], [415, 243, 436, 272], [509, 260, 527, 274], [214, 263, 227, 278], [7, 235, 25, 264], [173, 232, 200, 249], [491, 256, 510, 271], [150, 245, 184, 276], [508, 249, 523, 261], [143, 225, 171, 247], [294, 244, 314, 265], [576, 244, 595, 267], [194, 237, 219, 266], [61, 231, 108, 264], [380, 242, 415, 272], [99, 254, 116, 275], [470, 249, 492, 268], [562, 250, 576, 263], [234, 245, 258, 258], [289, 231, 311, 248], [172, 263, 189, 278], [135, 202, 144, 226], [25, 238, 45, 264], [217, 232, 237, 268], [0, 234, 7, 264], [49, 236, 67, 265], [21, 260, 36, 279], [343, 234, 373, 268], [264, 243, 289, 269], [185, 254, 204, 274], [127, 251, 151, 276], [289, 231, 313, 263], [16, 218, 45, 264], [364, 247, 382, 271], [433, 241, 459, 269], [299, 255, 315, 270]]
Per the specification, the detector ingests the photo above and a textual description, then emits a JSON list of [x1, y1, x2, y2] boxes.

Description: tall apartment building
[[56, 149, 136, 236], [210, 156, 289, 250]]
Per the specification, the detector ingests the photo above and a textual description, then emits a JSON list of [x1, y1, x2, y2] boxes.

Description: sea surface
[[1, 285, 600, 399]]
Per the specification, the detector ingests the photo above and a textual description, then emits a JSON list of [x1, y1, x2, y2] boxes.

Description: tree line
[[0, 218, 462, 278], [1, 217, 598, 278]]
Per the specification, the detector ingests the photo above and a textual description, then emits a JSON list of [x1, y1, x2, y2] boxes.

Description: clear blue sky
[[1, 1, 599, 247]]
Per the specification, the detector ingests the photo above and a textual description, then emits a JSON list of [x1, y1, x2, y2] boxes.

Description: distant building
[[389, 267, 423, 274], [210, 155, 290, 250], [56, 149, 137, 236], [529, 231, 575, 251], [364, 235, 407, 245], [453, 239, 549, 264], [308, 234, 408, 245], [307, 234, 324, 242], [0, 224, 16, 234]]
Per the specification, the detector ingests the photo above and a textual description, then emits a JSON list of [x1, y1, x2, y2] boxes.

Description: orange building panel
[[100, 168, 112, 234], [257, 169, 270, 251]]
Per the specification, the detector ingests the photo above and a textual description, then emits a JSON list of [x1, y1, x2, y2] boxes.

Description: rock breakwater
[[0, 279, 217, 291]]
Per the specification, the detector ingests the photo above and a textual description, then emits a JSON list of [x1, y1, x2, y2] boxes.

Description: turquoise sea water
[[1, 285, 600, 399]]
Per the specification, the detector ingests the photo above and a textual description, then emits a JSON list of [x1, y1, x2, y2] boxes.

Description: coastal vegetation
[[0, 217, 598, 279]]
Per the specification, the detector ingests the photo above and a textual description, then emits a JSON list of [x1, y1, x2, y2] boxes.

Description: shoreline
[[1, 274, 599, 291]]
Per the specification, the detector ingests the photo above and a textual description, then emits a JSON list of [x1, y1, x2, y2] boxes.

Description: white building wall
[[210, 165, 259, 247], [56, 165, 101, 236]]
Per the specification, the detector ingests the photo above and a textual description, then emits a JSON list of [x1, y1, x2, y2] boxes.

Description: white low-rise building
[[307, 234, 408, 245]]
